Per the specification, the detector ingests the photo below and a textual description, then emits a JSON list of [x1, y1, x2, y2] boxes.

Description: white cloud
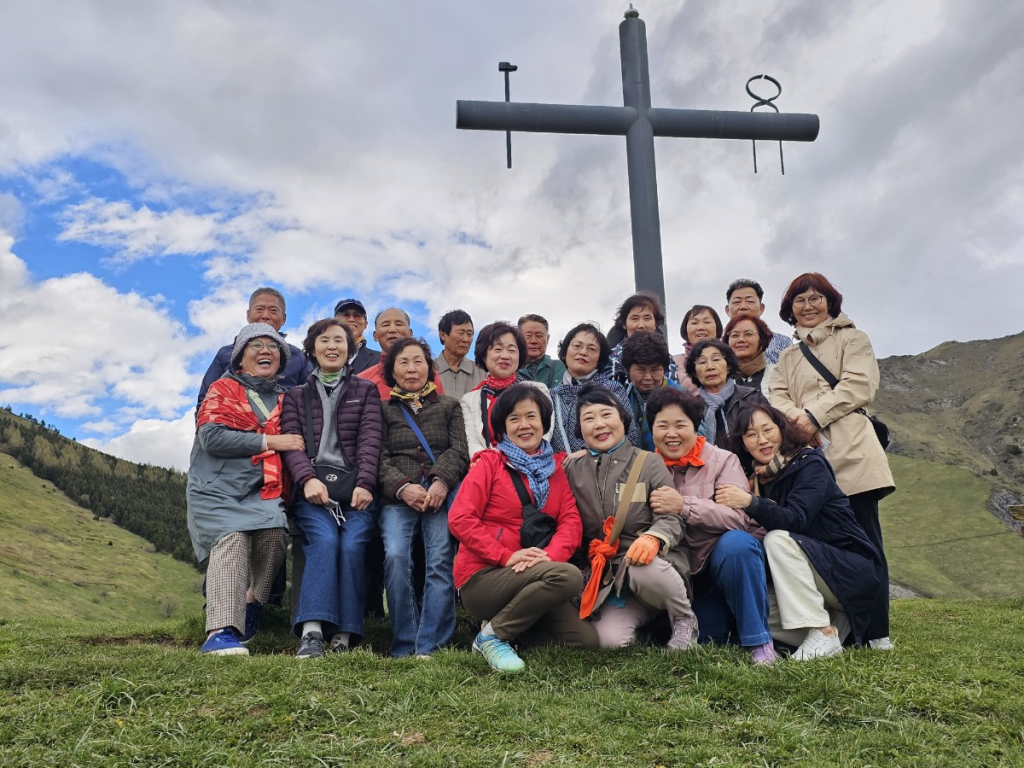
[[82, 409, 195, 471]]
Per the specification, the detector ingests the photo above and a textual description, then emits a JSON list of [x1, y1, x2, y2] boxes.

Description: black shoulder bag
[[303, 386, 359, 504], [505, 466, 557, 549], [797, 342, 891, 450]]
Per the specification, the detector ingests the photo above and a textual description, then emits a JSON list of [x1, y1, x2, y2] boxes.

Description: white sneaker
[[792, 628, 843, 660], [868, 636, 894, 650]]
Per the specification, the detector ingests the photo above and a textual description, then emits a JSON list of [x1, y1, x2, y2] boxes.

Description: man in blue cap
[[334, 298, 381, 375]]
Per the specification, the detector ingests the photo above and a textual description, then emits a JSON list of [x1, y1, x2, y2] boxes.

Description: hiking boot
[[868, 636, 894, 650], [666, 616, 698, 650], [296, 631, 325, 660], [473, 631, 525, 673], [792, 628, 843, 660], [201, 629, 249, 656], [241, 601, 261, 643], [750, 641, 778, 666]]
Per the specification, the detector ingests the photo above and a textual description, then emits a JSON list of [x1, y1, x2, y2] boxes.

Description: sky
[[0, 0, 1021, 471]]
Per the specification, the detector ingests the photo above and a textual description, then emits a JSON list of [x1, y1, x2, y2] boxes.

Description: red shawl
[[196, 378, 287, 501]]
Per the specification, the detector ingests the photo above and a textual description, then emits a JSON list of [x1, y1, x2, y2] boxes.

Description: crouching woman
[[450, 384, 598, 673]]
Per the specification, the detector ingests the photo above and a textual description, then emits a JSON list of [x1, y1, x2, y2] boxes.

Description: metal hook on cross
[[498, 61, 518, 169], [746, 74, 784, 175]]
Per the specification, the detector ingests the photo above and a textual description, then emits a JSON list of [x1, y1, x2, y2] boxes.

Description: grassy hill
[[0, 452, 204, 624]]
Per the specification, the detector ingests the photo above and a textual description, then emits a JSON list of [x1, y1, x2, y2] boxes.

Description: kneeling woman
[[715, 404, 884, 659], [449, 384, 598, 673], [281, 319, 383, 659], [564, 383, 697, 650]]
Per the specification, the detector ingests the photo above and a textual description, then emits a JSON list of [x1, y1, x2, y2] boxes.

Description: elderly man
[[435, 309, 484, 400], [358, 307, 444, 400], [197, 287, 313, 409], [724, 278, 792, 364], [334, 298, 381, 375], [516, 314, 566, 389]]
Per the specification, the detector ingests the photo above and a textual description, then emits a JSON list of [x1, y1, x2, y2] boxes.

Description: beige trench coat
[[768, 313, 895, 498]]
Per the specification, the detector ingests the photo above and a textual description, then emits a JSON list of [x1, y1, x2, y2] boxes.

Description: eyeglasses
[[569, 341, 600, 355], [792, 295, 824, 308], [728, 331, 759, 341], [247, 340, 281, 352]]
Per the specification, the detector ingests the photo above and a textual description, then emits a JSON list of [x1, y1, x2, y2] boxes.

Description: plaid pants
[[206, 528, 288, 633]]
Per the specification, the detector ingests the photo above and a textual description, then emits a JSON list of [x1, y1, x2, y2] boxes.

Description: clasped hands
[[302, 479, 373, 510], [506, 547, 551, 573], [399, 478, 448, 512]]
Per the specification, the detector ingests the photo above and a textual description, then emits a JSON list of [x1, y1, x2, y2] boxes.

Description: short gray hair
[[248, 287, 287, 312]]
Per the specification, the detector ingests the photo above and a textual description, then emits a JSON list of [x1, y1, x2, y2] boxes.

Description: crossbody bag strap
[[504, 465, 535, 510], [399, 403, 436, 463], [302, 385, 317, 459], [609, 450, 648, 544], [479, 388, 492, 447], [798, 341, 839, 389], [246, 388, 272, 421]]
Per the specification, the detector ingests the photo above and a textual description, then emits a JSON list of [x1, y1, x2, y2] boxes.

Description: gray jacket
[[187, 372, 288, 562]]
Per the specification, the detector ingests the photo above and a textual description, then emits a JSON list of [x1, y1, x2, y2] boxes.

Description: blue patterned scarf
[[498, 436, 556, 511], [699, 378, 736, 446]]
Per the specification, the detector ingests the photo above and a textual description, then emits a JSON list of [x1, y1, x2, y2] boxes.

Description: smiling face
[[239, 336, 282, 379], [485, 332, 521, 378], [693, 347, 729, 393], [685, 310, 717, 345], [313, 324, 349, 373], [505, 398, 545, 454], [742, 409, 783, 465], [336, 307, 368, 343], [374, 309, 412, 355], [440, 321, 474, 360], [247, 293, 286, 331], [392, 344, 429, 392], [625, 303, 657, 337], [579, 401, 626, 452], [651, 404, 698, 461], [520, 321, 549, 362], [725, 286, 764, 320], [565, 331, 601, 379], [791, 288, 829, 329], [727, 318, 761, 363]]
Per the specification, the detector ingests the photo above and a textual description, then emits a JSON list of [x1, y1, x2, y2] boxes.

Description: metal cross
[[457, 7, 820, 308]]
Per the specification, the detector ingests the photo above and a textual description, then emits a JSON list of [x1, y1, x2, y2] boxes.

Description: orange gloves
[[624, 534, 661, 566]]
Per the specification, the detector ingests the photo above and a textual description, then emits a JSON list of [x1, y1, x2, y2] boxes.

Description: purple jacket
[[281, 372, 383, 496]]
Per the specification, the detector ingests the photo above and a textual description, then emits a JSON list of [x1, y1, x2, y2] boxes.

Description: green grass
[[0, 453, 204, 623], [1, 599, 1023, 766], [883, 455, 1024, 599]]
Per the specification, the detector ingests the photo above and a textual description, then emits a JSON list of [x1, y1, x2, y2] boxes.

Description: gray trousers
[[206, 528, 288, 634], [459, 561, 598, 650], [592, 558, 695, 649]]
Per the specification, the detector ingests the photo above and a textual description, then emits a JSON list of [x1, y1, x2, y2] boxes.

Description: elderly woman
[[188, 322, 304, 655], [549, 323, 637, 453], [461, 321, 550, 459], [723, 314, 775, 397], [685, 339, 766, 451], [281, 319, 383, 659], [564, 383, 697, 650], [450, 384, 598, 673], [607, 292, 680, 384], [769, 272, 895, 648], [716, 403, 885, 659], [644, 388, 775, 664], [379, 337, 469, 658], [619, 330, 682, 451], [672, 304, 723, 393]]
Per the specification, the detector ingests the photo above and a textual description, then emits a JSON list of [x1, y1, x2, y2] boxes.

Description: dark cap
[[333, 298, 366, 316]]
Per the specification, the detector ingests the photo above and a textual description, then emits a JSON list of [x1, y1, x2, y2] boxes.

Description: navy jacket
[[745, 447, 884, 644], [197, 341, 313, 410]]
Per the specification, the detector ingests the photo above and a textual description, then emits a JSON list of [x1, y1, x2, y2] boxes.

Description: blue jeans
[[692, 530, 771, 647], [292, 499, 378, 640], [379, 502, 456, 657]]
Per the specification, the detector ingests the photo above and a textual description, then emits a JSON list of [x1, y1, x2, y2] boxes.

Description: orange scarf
[[658, 435, 706, 469], [196, 378, 287, 501], [579, 516, 620, 619]]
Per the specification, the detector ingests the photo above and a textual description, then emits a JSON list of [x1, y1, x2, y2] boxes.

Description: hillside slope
[[0, 452, 204, 623]]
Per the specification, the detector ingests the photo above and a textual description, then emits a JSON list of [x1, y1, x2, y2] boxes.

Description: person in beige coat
[[564, 383, 697, 651], [769, 272, 895, 648]]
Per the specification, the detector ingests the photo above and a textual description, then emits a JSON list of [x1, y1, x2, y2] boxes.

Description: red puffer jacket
[[448, 449, 582, 590]]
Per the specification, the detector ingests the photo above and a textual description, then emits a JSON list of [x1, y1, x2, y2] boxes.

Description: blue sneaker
[[241, 602, 261, 643], [201, 629, 249, 656], [473, 631, 525, 673]]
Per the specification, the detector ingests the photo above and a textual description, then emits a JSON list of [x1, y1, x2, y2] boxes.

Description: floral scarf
[[389, 381, 437, 413]]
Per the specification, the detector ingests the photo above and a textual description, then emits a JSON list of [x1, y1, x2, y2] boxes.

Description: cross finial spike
[[624, 5, 640, 19]]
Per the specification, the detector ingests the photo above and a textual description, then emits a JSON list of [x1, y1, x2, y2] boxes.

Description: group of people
[[186, 272, 894, 672]]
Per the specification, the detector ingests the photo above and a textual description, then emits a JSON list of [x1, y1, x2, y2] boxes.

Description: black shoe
[[296, 631, 325, 660]]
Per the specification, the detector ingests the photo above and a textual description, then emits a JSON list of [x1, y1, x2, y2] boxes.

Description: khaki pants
[[206, 529, 288, 634], [459, 561, 598, 650], [592, 558, 694, 649], [763, 530, 843, 643]]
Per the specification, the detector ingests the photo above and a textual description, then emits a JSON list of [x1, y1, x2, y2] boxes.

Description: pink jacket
[[668, 440, 766, 574]]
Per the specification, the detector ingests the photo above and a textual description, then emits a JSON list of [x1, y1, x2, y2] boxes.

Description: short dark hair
[[474, 321, 527, 371], [620, 330, 671, 370], [613, 291, 665, 332], [779, 272, 844, 326], [438, 309, 473, 337], [685, 339, 739, 387], [573, 381, 631, 440], [383, 337, 435, 388], [302, 318, 355, 364], [679, 305, 724, 343], [489, 383, 554, 442], [558, 323, 611, 371], [725, 278, 764, 302], [729, 402, 812, 474], [517, 314, 549, 331], [645, 387, 705, 431], [722, 315, 773, 355]]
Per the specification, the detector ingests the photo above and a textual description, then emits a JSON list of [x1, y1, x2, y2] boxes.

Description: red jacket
[[448, 449, 582, 590]]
